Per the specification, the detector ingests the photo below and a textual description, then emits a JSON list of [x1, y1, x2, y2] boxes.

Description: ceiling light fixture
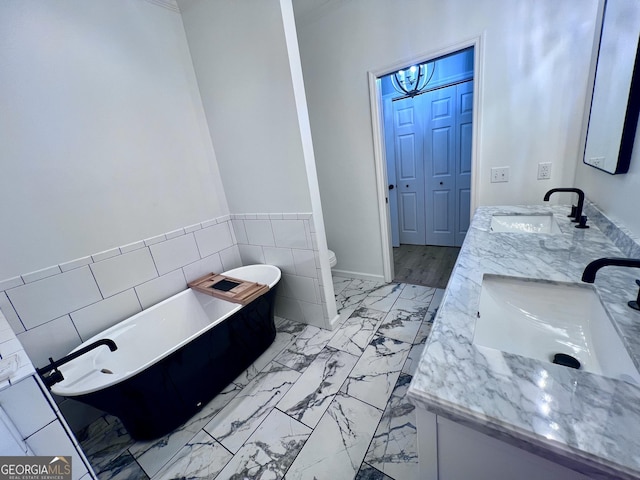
[[391, 62, 435, 97]]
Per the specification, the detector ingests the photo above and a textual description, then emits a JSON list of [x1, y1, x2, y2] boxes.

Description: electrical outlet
[[537, 162, 552, 180], [491, 167, 509, 183]]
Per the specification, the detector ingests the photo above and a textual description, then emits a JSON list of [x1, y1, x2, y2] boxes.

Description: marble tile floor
[[76, 277, 444, 480]]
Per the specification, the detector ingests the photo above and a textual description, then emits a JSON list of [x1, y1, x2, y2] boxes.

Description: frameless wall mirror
[[583, 0, 640, 174]]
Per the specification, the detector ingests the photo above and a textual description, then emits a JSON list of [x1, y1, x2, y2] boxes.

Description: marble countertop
[[0, 311, 35, 392], [408, 204, 640, 479]]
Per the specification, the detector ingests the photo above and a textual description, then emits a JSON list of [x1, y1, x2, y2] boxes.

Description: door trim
[[368, 34, 484, 282]]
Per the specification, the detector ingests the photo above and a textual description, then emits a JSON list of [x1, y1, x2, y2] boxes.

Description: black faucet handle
[[568, 205, 577, 218], [36, 339, 117, 390], [575, 215, 589, 229], [629, 279, 640, 311], [43, 369, 65, 388]]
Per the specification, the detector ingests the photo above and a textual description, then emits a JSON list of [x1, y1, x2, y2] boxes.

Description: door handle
[[440, 181, 444, 185], [388, 184, 395, 190]]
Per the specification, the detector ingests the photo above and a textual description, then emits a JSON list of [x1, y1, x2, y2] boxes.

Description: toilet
[[328, 249, 337, 268]]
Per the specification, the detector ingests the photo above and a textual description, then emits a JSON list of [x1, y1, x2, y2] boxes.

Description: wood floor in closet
[[393, 244, 460, 289]]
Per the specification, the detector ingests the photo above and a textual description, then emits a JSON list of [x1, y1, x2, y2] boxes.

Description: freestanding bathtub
[[50, 264, 281, 440]]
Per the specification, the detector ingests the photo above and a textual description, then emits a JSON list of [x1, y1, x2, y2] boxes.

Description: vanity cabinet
[[416, 409, 590, 480], [408, 204, 640, 479]]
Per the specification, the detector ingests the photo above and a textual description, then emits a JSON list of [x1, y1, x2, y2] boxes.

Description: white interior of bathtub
[[50, 265, 280, 397]]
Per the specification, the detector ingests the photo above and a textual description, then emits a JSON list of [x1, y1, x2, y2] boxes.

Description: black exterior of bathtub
[[74, 287, 278, 440]]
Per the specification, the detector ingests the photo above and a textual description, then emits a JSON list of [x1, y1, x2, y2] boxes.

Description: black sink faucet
[[582, 257, 640, 310], [37, 339, 118, 388], [543, 188, 585, 223]]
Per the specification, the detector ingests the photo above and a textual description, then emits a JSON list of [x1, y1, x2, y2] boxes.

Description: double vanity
[[408, 203, 640, 479]]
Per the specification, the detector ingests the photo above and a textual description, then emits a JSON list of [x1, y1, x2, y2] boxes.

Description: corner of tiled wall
[[0, 211, 334, 432], [0, 211, 333, 370], [0, 216, 241, 373], [230, 213, 330, 329]]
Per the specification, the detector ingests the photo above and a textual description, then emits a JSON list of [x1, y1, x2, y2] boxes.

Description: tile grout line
[[201, 431, 235, 480], [274, 292, 409, 475], [82, 278, 437, 480], [206, 370, 301, 479], [222, 285, 383, 477]]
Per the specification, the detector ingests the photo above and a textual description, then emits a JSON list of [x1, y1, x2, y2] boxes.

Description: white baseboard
[[331, 269, 385, 283], [327, 314, 341, 330]]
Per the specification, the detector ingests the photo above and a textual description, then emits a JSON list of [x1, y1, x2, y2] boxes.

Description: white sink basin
[[490, 214, 561, 234], [473, 274, 640, 384]]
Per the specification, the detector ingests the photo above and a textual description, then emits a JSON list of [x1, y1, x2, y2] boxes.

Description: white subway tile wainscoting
[[234, 214, 332, 329], [0, 212, 333, 435], [74, 278, 444, 479]]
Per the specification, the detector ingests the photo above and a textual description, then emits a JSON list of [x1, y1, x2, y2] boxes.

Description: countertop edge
[[408, 203, 640, 479]]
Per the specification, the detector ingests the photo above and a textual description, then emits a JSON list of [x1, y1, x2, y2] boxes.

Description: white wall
[[574, 0, 640, 240], [179, 0, 313, 214], [295, 0, 600, 278], [0, 0, 228, 280], [179, 0, 336, 327], [575, 135, 640, 238]]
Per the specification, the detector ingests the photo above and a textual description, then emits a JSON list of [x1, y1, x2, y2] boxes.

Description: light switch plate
[[491, 167, 509, 183]]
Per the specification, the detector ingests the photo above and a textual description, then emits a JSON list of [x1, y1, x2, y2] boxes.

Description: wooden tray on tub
[[187, 273, 269, 305]]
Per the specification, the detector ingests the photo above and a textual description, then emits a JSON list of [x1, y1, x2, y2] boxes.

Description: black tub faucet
[[37, 339, 118, 389], [543, 188, 585, 225], [582, 257, 640, 310]]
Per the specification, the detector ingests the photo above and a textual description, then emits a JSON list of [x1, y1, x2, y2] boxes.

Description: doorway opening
[[369, 39, 482, 285]]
